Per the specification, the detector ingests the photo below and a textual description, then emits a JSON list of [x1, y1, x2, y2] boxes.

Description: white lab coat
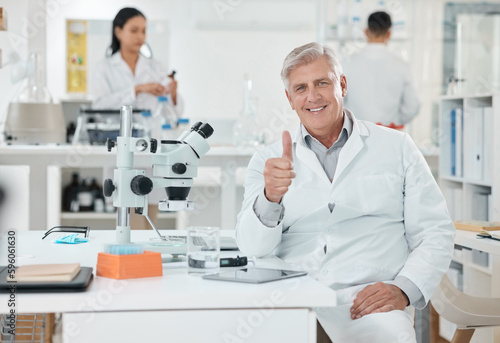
[[91, 52, 184, 115], [342, 44, 420, 126], [236, 110, 454, 309]]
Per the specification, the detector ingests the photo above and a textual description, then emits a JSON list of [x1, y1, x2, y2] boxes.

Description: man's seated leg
[[316, 304, 416, 343]]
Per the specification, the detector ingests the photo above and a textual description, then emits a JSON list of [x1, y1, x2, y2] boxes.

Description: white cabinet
[[439, 94, 500, 343], [439, 94, 499, 222]]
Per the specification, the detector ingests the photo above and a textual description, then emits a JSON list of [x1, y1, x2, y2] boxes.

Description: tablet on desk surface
[[202, 268, 307, 284]]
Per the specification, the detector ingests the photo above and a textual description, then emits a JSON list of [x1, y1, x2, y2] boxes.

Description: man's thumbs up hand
[[281, 131, 293, 162], [263, 131, 296, 203]]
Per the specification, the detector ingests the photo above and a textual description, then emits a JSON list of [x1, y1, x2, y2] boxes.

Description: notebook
[[9, 263, 81, 282], [0, 266, 93, 293]]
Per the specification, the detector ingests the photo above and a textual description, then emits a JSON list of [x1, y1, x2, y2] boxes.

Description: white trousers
[[315, 285, 417, 343]]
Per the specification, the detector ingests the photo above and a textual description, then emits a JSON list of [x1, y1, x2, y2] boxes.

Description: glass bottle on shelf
[[233, 74, 263, 150], [90, 178, 104, 213], [77, 178, 94, 212], [62, 172, 81, 212]]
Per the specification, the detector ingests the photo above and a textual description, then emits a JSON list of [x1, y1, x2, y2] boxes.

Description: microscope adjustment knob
[[172, 163, 187, 175], [103, 179, 115, 197], [131, 175, 153, 195], [150, 138, 158, 153], [106, 138, 116, 152]]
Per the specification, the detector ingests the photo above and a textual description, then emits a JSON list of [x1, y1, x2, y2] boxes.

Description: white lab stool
[[431, 274, 500, 343]]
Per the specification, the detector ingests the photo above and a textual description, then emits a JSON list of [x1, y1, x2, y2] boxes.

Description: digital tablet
[[202, 267, 307, 284]]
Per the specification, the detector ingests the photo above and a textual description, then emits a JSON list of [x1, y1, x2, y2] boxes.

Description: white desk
[[444, 229, 500, 343], [0, 230, 337, 343], [0, 145, 253, 231], [454, 229, 500, 255]]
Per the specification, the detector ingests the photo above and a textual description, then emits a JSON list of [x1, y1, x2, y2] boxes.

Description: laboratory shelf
[[61, 211, 177, 220], [440, 175, 464, 184], [61, 212, 116, 220], [466, 262, 493, 277]]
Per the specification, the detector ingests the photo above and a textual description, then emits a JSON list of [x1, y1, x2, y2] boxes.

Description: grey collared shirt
[[252, 112, 423, 307], [253, 113, 352, 226]]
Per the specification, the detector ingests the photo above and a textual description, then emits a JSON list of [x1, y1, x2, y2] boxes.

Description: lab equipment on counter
[[232, 73, 265, 149], [187, 226, 220, 275], [4, 103, 66, 145], [104, 243, 144, 255], [220, 255, 248, 267], [154, 95, 177, 128], [54, 234, 88, 244], [72, 108, 150, 145], [3, 52, 66, 145], [160, 123, 175, 140], [42, 225, 90, 240], [103, 105, 214, 245], [96, 250, 162, 280]]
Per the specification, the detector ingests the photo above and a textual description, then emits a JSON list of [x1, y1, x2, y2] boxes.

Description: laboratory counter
[[0, 230, 337, 343]]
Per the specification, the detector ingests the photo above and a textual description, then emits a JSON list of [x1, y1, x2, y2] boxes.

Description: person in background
[[235, 42, 454, 342], [91, 7, 183, 115], [342, 11, 419, 129]]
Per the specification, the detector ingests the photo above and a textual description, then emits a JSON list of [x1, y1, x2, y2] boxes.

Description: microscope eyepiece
[[197, 123, 214, 139], [191, 122, 203, 131]]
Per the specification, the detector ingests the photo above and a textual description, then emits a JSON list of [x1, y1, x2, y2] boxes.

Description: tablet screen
[[202, 267, 307, 284]]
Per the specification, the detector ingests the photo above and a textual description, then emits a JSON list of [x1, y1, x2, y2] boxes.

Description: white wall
[[45, 0, 313, 143], [0, 0, 29, 129]]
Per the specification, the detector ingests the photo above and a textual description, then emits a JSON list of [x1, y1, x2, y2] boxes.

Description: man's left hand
[[350, 282, 409, 320]]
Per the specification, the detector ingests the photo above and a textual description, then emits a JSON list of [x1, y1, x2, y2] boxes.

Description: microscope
[[103, 105, 214, 244]]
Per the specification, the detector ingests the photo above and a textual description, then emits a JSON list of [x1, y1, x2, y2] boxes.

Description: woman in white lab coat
[[91, 7, 183, 115]]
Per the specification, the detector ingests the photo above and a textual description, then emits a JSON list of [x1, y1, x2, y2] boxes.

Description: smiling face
[[115, 15, 146, 54], [285, 56, 347, 145]]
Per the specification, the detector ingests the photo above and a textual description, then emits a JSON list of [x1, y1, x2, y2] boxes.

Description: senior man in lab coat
[[342, 11, 420, 128], [235, 42, 454, 342]]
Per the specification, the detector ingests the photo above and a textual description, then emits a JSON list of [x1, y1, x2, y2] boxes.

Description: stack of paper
[[9, 263, 81, 282]]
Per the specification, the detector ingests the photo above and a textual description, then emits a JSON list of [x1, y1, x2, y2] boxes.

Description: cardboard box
[[454, 221, 500, 232], [130, 204, 159, 230]]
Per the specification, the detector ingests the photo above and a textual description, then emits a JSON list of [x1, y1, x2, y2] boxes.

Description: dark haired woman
[[91, 7, 183, 114]]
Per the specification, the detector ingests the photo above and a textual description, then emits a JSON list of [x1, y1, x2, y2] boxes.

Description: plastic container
[[160, 123, 175, 141], [155, 96, 177, 129], [176, 118, 190, 140], [233, 74, 264, 149], [140, 110, 152, 139], [96, 251, 162, 279]]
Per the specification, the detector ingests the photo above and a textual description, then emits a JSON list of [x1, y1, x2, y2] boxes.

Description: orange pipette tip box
[[96, 251, 163, 279]]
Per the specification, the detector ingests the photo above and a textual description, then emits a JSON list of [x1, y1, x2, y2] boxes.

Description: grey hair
[[281, 42, 343, 90]]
